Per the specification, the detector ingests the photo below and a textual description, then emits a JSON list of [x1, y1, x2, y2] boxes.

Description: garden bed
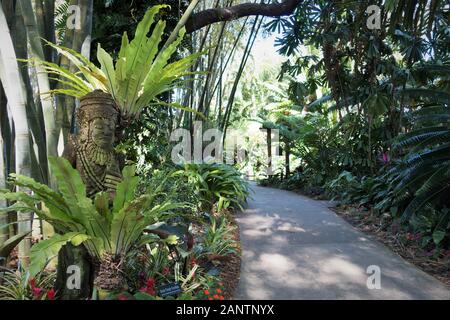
[[219, 213, 241, 300], [331, 205, 450, 288]]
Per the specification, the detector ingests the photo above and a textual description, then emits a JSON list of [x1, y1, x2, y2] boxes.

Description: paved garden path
[[234, 183, 450, 300]]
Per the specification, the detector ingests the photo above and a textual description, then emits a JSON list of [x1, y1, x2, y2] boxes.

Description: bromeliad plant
[[0, 157, 179, 293], [199, 215, 237, 258], [174, 163, 250, 212], [32, 5, 202, 120], [0, 267, 56, 300]]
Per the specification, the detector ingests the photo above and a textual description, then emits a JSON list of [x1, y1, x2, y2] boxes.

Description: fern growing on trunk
[[0, 157, 180, 293], [29, 5, 203, 121]]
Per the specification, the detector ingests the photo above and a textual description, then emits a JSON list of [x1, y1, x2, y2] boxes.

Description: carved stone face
[[89, 117, 116, 151]]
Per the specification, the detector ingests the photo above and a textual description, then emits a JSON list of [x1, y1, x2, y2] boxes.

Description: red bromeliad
[[46, 288, 55, 300], [140, 278, 156, 296]]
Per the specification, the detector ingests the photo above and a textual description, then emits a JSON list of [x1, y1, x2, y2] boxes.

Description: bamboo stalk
[[18, 0, 58, 186], [163, 0, 201, 50], [0, 85, 7, 247], [221, 16, 262, 137], [0, 5, 33, 266], [55, 0, 77, 143], [14, 2, 48, 184], [197, 20, 227, 117], [208, 16, 249, 116]]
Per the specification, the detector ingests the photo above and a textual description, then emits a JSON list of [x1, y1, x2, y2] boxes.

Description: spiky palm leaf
[[393, 104, 450, 220]]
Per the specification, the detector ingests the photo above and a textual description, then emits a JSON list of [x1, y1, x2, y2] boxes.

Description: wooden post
[[266, 128, 272, 176], [285, 138, 290, 178]]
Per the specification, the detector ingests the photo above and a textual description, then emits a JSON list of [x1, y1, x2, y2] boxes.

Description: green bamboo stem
[[0, 5, 33, 266], [19, 0, 58, 187], [221, 16, 262, 137], [163, 0, 200, 50], [0, 86, 7, 247]]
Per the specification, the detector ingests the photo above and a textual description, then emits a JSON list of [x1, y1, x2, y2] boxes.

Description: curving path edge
[[234, 183, 450, 300]]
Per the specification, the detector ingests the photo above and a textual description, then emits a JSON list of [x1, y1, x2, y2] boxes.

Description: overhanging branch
[[185, 0, 302, 33]]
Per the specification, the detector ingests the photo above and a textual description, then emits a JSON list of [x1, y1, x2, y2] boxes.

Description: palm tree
[[393, 72, 450, 220]]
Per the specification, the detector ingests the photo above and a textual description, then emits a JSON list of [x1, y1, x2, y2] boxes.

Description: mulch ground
[[219, 213, 241, 300], [331, 205, 450, 288], [194, 210, 242, 300]]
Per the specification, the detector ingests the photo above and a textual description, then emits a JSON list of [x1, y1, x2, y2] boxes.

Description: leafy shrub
[[392, 105, 450, 221], [257, 171, 283, 187], [325, 171, 361, 204], [0, 268, 55, 300], [409, 207, 450, 248], [139, 167, 198, 215], [198, 216, 237, 258], [325, 171, 394, 209], [0, 157, 180, 279], [279, 171, 304, 190], [174, 163, 250, 212]]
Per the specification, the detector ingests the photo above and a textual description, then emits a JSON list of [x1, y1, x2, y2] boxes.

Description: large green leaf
[[29, 232, 89, 277], [48, 156, 87, 214], [362, 93, 390, 117], [113, 165, 138, 213], [0, 231, 31, 262], [43, 40, 107, 90], [110, 196, 143, 255], [48, 157, 110, 253], [97, 44, 117, 99], [135, 27, 189, 112], [5, 174, 73, 224], [94, 192, 110, 221], [117, 5, 168, 114]]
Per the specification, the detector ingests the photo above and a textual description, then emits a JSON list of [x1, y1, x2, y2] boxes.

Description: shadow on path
[[234, 183, 450, 300]]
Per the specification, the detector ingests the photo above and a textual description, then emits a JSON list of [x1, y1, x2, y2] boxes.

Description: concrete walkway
[[234, 183, 450, 300]]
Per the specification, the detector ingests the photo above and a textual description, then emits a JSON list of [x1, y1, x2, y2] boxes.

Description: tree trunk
[[221, 16, 262, 137], [55, 0, 76, 143], [285, 139, 290, 178], [66, 0, 93, 135], [14, 2, 48, 184], [185, 0, 301, 33], [0, 84, 13, 210], [0, 85, 7, 247], [266, 128, 272, 176], [0, 4, 32, 266], [54, 244, 95, 300]]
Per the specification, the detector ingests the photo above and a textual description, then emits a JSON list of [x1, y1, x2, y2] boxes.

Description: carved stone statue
[[63, 90, 123, 198], [55, 90, 123, 299]]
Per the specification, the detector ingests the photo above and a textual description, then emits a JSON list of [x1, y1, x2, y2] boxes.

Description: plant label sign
[[158, 282, 182, 298]]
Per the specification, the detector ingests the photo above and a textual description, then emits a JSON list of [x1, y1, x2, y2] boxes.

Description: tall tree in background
[[0, 0, 303, 266]]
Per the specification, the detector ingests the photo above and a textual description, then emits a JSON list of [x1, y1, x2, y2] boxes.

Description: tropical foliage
[[254, 0, 450, 250], [32, 5, 201, 119], [1, 0, 449, 301], [0, 157, 178, 277], [174, 163, 250, 212]]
